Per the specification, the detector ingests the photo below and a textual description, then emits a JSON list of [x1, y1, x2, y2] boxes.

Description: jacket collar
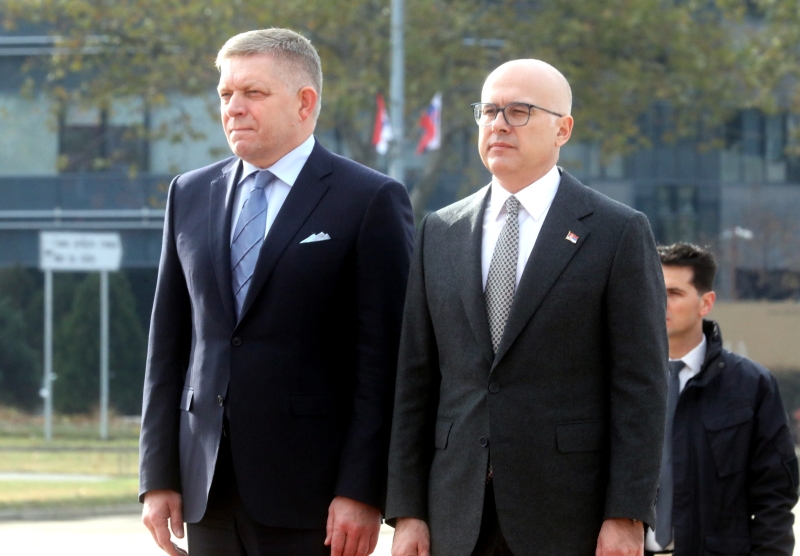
[[445, 170, 594, 369], [491, 170, 593, 369], [684, 319, 725, 389], [209, 157, 243, 328]]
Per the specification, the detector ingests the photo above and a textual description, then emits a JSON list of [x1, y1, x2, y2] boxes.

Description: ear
[[699, 290, 716, 318], [555, 114, 574, 147], [297, 86, 318, 122]]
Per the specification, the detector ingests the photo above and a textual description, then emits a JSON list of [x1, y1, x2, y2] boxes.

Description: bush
[[0, 297, 40, 410], [53, 273, 146, 415]]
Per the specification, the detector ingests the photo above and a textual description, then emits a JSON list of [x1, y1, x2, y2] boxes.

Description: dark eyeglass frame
[[471, 102, 564, 127]]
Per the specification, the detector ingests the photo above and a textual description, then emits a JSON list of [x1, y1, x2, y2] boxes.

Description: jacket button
[[489, 382, 500, 393], [719, 362, 725, 368], [231, 337, 242, 346], [217, 395, 224, 406], [479, 436, 489, 447]]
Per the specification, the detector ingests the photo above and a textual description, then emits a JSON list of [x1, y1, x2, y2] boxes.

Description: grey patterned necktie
[[655, 359, 686, 548], [231, 170, 272, 319], [485, 195, 520, 353]]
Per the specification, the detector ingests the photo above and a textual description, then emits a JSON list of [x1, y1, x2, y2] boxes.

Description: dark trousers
[[187, 431, 328, 556], [471, 482, 514, 556]]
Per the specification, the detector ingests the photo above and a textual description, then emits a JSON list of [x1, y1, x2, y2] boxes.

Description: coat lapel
[[236, 142, 332, 324], [446, 187, 494, 366], [209, 158, 241, 329], [492, 173, 593, 368]]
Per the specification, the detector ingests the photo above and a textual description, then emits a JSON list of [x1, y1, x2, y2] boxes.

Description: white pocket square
[[300, 232, 331, 244]]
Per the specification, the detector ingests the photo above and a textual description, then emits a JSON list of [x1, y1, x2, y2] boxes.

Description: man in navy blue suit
[[139, 28, 414, 556]]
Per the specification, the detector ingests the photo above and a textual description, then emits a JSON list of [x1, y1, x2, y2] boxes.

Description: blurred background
[[0, 0, 799, 551]]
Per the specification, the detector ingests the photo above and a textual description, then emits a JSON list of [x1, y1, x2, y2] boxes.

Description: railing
[[0, 174, 172, 212], [0, 174, 171, 231]]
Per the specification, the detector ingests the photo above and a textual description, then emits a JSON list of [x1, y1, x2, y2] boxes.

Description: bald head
[[477, 59, 574, 192], [483, 59, 572, 116]]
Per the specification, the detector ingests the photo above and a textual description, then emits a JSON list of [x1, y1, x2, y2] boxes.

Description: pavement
[[0, 472, 110, 482], [1, 506, 800, 555], [0, 515, 396, 556]]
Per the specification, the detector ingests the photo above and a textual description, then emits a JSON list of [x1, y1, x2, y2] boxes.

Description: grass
[[0, 478, 139, 510], [0, 406, 141, 442], [0, 406, 142, 511], [0, 446, 138, 476]]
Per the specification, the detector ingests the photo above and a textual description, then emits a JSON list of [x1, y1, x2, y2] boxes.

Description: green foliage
[[720, 0, 800, 151], [0, 267, 148, 417], [5, 0, 794, 210], [0, 297, 40, 410], [1, 1, 763, 183], [53, 273, 146, 415], [0, 267, 42, 410]]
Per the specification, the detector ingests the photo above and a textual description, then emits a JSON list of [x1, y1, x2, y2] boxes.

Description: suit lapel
[[492, 173, 593, 368], [446, 187, 494, 366], [236, 142, 332, 324], [209, 158, 241, 329]]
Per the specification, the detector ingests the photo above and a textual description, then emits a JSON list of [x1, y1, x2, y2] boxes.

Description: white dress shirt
[[229, 135, 316, 243], [645, 334, 708, 552], [481, 165, 561, 289]]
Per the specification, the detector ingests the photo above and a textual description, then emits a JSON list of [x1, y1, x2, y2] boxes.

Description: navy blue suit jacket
[[139, 140, 414, 527]]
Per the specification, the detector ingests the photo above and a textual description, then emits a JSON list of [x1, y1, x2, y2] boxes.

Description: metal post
[[100, 271, 109, 440], [389, 0, 405, 184], [43, 269, 53, 442]]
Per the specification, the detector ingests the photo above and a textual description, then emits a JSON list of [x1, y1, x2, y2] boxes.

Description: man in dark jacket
[[652, 243, 798, 556]]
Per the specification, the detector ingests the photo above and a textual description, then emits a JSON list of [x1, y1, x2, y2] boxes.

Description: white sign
[[40, 232, 123, 271]]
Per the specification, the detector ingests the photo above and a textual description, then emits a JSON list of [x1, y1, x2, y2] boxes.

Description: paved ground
[[0, 515, 395, 555], [2, 507, 800, 555]]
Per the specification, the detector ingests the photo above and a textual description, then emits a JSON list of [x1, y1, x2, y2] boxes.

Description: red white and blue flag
[[372, 94, 393, 155], [416, 92, 442, 154]]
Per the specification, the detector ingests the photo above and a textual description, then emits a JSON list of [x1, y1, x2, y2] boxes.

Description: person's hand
[[391, 517, 430, 556], [142, 489, 185, 556], [595, 518, 644, 556], [325, 495, 382, 556]]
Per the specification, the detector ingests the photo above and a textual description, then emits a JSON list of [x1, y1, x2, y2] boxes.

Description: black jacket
[[670, 320, 798, 556]]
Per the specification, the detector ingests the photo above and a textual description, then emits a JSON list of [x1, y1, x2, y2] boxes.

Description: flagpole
[[389, 0, 405, 185]]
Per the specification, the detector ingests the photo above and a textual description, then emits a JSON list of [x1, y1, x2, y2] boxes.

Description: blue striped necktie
[[231, 170, 272, 319]]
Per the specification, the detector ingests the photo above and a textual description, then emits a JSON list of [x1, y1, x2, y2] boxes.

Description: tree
[[0, 297, 40, 409], [726, 0, 800, 143], [0, 267, 42, 410], [53, 272, 146, 415], [1, 0, 768, 214]]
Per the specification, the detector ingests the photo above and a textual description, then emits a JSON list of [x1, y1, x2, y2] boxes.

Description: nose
[[491, 108, 511, 133], [224, 93, 246, 118]]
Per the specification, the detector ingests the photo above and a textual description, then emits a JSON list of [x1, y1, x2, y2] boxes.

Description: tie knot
[[669, 360, 685, 377], [253, 170, 274, 191], [505, 195, 519, 216]]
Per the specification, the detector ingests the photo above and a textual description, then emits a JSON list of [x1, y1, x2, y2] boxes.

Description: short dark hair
[[658, 243, 717, 293]]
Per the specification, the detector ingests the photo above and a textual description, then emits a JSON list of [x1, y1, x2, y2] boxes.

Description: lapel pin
[[565, 231, 579, 244]]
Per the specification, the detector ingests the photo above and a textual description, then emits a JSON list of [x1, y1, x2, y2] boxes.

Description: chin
[[488, 159, 515, 176], [232, 144, 255, 160]]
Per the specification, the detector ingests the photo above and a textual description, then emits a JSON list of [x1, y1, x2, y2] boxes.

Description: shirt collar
[[672, 334, 707, 375], [239, 135, 316, 186], [488, 165, 561, 223]]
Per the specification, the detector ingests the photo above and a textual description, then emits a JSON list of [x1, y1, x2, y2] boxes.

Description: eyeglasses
[[471, 102, 564, 127]]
